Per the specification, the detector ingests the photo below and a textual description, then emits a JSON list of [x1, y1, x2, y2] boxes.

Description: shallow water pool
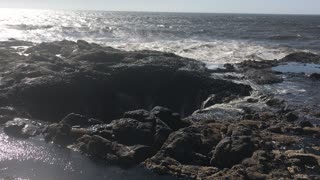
[[0, 130, 176, 180]]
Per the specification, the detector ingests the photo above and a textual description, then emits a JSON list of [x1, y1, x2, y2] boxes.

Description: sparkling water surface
[[0, 8, 319, 64], [0, 8, 320, 179]]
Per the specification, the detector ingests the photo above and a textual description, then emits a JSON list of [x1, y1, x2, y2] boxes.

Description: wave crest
[[7, 24, 54, 30]]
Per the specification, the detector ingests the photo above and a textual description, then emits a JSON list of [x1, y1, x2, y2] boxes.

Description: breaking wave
[[0, 8, 319, 64]]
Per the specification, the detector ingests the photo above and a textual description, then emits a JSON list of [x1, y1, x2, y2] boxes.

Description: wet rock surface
[[0, 41, 320, 179], [310, 73, 320, 80], [4, 118, 43, 138], [0, 40, 252, 122], [211, 136, 255, 168]]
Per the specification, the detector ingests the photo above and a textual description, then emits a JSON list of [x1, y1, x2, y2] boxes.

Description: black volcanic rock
[[150, 106, 188, 130], [123, 109, 151, 122], [143, 123, 222, 166], [60, 113, 103, 127], [4, 118, 42, 138], [246, 69, 283, 84], [281, 52, 320, 63], [43, 123, 72, 145], [70, 108, 181, 166], [285, 112, 299, 122], [310, 73, 320, 80], [299, 120, 313, 128], [87, 108, 174, 148], [77, 135, 156, 166], [109, 118, 155, 146], [0, 40, 252, 122], [1, 42, 320, 179], [210, 136, 255, 168], [25, 40, 77, 55]]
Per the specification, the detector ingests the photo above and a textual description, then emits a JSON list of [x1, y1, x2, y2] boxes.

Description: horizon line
[[1, 7, 320, 16]]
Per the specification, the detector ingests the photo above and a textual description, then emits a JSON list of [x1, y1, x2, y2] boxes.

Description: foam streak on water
[[0, 8, 320, 64], [108, 39, 296, 64]]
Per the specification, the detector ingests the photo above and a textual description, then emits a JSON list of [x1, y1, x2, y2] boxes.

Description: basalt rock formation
[[1, 39, 320, 180], [0, 40, 251, 122]]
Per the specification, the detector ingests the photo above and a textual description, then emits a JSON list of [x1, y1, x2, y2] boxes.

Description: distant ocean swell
[[0, 9, 319, 64]]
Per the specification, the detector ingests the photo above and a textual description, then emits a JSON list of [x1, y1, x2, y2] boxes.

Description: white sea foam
[[0, 8, 318, 64], [107, 39, 300, 64]]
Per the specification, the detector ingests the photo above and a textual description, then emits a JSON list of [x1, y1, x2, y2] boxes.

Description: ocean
[[0, 8, 320, 64], [1, 8, 320, 180]]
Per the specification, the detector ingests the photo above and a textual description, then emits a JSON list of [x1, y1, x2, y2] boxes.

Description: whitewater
[[0, 9, 319, 64]]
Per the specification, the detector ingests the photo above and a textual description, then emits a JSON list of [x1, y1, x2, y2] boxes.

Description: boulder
[[109, 118, 154, 146], [87, 109, 175, 149], [147, 124, 222, 166], [4, 118, 42, 138], [310, 73, 320, 80], [266, 98, 285, 107], [299, 120, 313, 128], [60, 113, 102, 127], [142, 123, 223, 178], [246, 98, 259, 103], [143, 155, 220, 179], [43, 123, 72, 146], [246, 69, 283, 84], [287, 153, 319, 167], [285, 112, 299, 122], [227, 124, 253, 136], [153, 119, 173, 149], [211, 136, 255, 168], [123, 109, 151, 122], [267, 125, 284, 134], [284, 151, 320, 177], [281, 52, 320, 63], [151, 106, 188, 130], [77, 135, 156, 166], [242, 150, 280, 179], [77, 40, 93, 50]]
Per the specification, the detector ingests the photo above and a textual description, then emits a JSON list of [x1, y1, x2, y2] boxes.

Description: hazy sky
[[1, 0, 320, 14]]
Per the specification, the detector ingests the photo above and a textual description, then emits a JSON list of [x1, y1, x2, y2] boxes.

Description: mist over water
[[0, 8, 320, 63]]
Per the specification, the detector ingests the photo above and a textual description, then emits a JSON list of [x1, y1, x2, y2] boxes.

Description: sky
[[0, 0, 320, 15]]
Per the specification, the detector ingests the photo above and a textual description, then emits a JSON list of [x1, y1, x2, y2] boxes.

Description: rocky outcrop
[[0, 40, 252, 122], [310, 73, 320, 80], [238, 60, 283, 85], [1, 40, 319, 179], [210, 136, 255, 168], [60, 113, 103, 127], [245, 69, 283, 84], [77, 135, 156, 166], [142, 123, 223, 179], [281, 52, 320, 63], [4, 118, 43, 138], [43, 123, 73, 145], [238, 52, 320, 85], [42, 107, 184, 166]]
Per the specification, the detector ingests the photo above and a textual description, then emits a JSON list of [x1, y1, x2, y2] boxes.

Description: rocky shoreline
[[1, 39, 320, 179]]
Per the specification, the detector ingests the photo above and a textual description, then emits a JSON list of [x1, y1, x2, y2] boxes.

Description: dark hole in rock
[[3, 40, 252, 123]]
